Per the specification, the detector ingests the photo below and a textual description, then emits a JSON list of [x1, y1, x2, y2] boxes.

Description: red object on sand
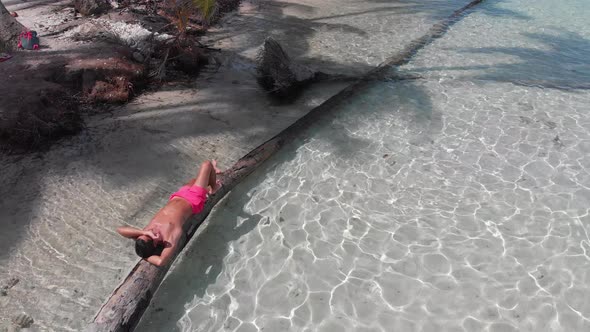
[[17, 30, 40, 50], [10, 12, 18, 17]]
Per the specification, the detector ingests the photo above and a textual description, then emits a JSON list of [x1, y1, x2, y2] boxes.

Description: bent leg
[[193, 160, 217, 192], [183, 178, 196, 187], [147, 161, 220, 235]]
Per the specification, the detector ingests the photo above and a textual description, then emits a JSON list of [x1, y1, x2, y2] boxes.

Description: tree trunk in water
[[0, 1, 24, 50]]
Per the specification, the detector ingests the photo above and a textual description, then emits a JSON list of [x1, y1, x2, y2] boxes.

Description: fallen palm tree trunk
[[90, 1, 485, 331]]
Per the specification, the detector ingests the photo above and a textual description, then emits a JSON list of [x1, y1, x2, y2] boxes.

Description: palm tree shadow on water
[[465, 30, 590, 90], [320, 77, 442, 159], [367, 0, 531, 21], [407, 29, 590, 91]]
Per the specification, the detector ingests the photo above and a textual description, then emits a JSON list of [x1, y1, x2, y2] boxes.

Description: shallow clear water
[[1, 1, 472, 330], [139, 0, 590, 331]]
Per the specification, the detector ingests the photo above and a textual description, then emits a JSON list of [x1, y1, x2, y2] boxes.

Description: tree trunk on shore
[[0, 1, 24, 50]]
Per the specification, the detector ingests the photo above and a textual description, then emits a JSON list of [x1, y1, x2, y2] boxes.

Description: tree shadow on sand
[[462, 30, 590, 90]]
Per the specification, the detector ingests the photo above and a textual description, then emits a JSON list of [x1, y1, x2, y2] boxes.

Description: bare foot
[[212, 160, 223, 174], [209, 180, 222, 195]]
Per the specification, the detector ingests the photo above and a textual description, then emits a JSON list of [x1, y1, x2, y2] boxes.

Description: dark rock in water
[[256, 37, 317, 99], [74, 0, 111, 16], [255, 37, 355, 101], [12, 313, 33, 328]]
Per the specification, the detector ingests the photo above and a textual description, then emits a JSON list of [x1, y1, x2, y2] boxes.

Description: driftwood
[[90, 1, 485, 331]]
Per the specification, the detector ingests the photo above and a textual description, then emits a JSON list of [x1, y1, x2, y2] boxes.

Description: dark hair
[[135, 238, 163, 258]]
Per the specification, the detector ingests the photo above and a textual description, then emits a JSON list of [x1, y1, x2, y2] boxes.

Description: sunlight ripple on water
[[138, 0, 590, 331]]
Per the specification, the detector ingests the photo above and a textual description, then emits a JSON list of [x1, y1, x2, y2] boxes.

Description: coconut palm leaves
[[192, 0, 217, 26], [171, 0, 217, 34]]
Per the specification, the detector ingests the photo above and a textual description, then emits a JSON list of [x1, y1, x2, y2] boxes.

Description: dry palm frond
[[150, 48, 170, 80]]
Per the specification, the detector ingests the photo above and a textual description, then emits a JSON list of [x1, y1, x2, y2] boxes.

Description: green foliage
[[170, 0, 217, 34], [192, 0, 217, 25]]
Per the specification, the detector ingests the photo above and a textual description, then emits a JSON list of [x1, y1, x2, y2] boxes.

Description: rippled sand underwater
[[138, 0, 590, 331]]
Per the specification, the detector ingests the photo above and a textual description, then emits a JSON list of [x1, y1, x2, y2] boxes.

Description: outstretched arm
[[117, 226, 148, 239], [146, 245, 176, 267]]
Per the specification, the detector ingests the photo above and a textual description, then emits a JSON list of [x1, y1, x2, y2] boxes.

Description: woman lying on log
[[116, 160, 222, 266]]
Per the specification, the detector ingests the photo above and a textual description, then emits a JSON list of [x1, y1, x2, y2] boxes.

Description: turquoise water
[[138, 0, 590, 331]]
